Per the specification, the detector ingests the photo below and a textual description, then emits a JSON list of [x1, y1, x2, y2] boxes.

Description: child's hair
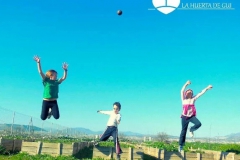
[[184, 89, 194, 98], [113, 102, 121, 111], [45, 70, 57, 78]]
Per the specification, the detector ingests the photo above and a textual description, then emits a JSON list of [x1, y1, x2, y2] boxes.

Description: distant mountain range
[[225, 132, 240, 139], [0, 124, 147, 137], [71, 127, 146, 137], [0, 123, 46, 132]]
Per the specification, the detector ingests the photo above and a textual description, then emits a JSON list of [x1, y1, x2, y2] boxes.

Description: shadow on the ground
[[142, 153, 160, 160], [73, 146, 94, 159]]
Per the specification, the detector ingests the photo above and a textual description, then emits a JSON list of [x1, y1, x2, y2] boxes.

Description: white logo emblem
[[152, 0, 180, 14]]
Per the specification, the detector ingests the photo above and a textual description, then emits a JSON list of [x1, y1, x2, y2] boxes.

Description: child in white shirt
[[95, 102, 123, 157]]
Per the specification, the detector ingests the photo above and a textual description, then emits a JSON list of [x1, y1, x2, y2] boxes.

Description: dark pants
[[41, 100, 60, 120], [100, 126, 122, 154], [179, 116, 202, 146]]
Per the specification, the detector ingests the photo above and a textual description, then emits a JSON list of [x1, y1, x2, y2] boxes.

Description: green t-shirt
[[43, 77, 61, 99]]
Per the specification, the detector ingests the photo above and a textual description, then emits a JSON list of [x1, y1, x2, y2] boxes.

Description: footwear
[[117, 154, 120, 160], [94, 142, 99, 146], [189, 130, 194, 138], [47, 109, 52, 119], [178, 146, 183, 152]]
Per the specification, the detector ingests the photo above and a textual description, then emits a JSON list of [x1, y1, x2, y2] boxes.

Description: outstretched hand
[[62, 62, 68, 70], [207, 85, 213, 89], [186, 80, 191, 85], [33, 55, 40, 63]]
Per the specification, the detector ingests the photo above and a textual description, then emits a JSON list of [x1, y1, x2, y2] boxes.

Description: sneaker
[[189, 130, 194, 138], [178, 146, 183, 152], [47, 109, 52, 119], [94, 142, 99, 146], [116, 154, 120, 160]]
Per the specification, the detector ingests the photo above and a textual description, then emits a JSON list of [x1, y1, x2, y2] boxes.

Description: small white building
[[149, 137, 152, 141], [144, 136, 152, 142]]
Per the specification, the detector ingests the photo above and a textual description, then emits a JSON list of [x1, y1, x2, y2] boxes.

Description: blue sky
[[0, 0, 239, 138]]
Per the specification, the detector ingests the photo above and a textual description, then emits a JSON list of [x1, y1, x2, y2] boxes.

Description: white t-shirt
[[99, 111, 121, 127], [182, 98, 196, 105]]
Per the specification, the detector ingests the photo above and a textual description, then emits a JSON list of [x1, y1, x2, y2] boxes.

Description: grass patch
[[0, 152, 77, 160], [0, 147, 110, 160], [144, 141, 240, 154], [1, 135, 91, 144]]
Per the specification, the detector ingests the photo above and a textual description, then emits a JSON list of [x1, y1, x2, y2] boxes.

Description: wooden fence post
[[128, 147, 133, 160], [72, 142, 78, 155], [197, 153, 201, 160], [160, 149, 165, 160], [57, 143, 61, 156], [37, 141, 42, 155]]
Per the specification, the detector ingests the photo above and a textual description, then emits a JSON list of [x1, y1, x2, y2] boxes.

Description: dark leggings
[[41, 100, 60, 120], [179, 116, 202, 146]]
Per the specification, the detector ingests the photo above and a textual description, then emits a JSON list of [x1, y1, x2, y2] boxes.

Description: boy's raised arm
[[33, 55, 45, 80], [97, 110, 111, 115], [59, 62, 68, 83]]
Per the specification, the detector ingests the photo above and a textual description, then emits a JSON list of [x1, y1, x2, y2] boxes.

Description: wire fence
[[0, 107, 89, 139], [1, 107, 238, 144]]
